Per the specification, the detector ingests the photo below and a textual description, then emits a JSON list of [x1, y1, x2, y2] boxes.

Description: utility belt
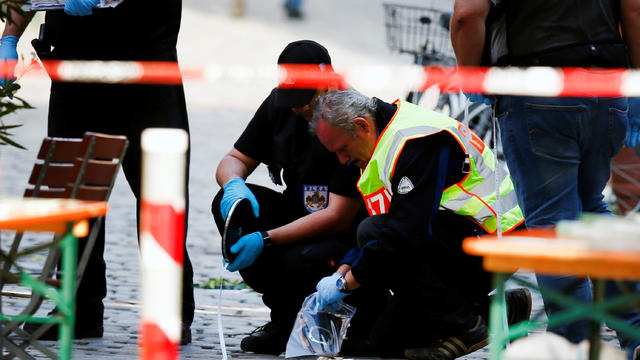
[[506, 42, 630, 68]]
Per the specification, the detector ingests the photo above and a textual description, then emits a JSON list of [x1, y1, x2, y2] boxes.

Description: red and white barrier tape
[[139, 128, 188, 360], [6, 59, 640, 97]]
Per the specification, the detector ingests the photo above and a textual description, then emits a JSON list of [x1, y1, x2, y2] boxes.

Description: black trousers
[[46, 48, 195, 327], [360, 212, 492, 357], [212, 184, 353, 333]]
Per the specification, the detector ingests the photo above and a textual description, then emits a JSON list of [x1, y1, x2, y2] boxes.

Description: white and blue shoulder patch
[[397, 176, 414, 194]]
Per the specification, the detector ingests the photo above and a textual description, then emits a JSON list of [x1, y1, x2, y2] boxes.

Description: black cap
[[275, 40, 332, 108]]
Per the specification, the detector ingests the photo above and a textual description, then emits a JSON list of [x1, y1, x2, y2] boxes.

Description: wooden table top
[[463, 229, 640, 280]]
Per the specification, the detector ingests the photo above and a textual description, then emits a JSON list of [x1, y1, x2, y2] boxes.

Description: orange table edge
[[0, 199, 108, 235], [463, 229, 640, 281]]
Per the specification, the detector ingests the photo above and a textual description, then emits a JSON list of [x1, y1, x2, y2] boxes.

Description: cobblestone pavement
[[0, 0, 625, 359]]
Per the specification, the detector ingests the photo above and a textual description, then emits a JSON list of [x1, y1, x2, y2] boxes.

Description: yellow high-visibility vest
[[357, 100, 524, 234]]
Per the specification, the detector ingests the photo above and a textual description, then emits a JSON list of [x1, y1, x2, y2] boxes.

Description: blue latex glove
[[464, 92, 494, 106], [64, 0, 100, 16], [315, 273, 348, 312], [626, 97, 640, 149], [226, 231, 263, 272], [0, 35, 18, 89], [220, 177, 259, 220]]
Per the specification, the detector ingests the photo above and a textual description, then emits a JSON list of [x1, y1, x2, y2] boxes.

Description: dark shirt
[[45, 0, 181, 60], [349, 99, 480, 286], [235, 88, 362, 218], [504, 0, 629, 67]]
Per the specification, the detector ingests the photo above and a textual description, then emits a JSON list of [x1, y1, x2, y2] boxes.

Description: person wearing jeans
[[496, 95, 640, 352], [451, 1, 640, 358]]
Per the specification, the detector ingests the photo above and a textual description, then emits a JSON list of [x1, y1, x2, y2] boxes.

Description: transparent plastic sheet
[[285, 292, 356, 358]]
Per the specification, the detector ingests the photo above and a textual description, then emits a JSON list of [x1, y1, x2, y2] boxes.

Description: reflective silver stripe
[[442, 183, 518, 225], [383, 124, 483, 182], [476, 189, 519, 223], [474, 203, 497, 223], [466, 164, 508, 197], [383, 125, 442, 189], [382, 122, 518, 226], [467, 146, 491, 174], [440, 124, 502, 199], [494, 187, 519, 214], [442, 191, 475, 212]]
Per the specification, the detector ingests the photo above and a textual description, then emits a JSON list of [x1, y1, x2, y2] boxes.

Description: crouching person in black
[[211, 40, 381, 355]]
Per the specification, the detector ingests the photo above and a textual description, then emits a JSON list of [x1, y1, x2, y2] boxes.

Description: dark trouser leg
[[244, 239, 348, 331], [603, 281, 640, 354], [343, 286, 389, 341], [125, 134, 194, 327], [48, 81, 108, 326], [361, 213, 490, 356], [74, 220, 106, 326]]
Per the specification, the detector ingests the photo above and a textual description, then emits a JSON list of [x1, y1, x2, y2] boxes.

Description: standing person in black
[[0, 0, 195, 344], [211, 40, 367, 355]]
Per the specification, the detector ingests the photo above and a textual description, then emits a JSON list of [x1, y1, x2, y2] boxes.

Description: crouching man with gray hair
[[310, 90, 529, 360]]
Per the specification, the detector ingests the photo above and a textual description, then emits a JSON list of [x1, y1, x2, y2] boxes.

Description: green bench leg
[[489, 272, 509, 360], [58, 231, 77, 360]]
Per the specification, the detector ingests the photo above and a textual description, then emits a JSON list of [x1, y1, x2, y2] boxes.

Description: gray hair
[[309, 90, 377, 137]]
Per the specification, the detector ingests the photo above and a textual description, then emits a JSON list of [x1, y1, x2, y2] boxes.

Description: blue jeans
[[497, 96, 640, 357]]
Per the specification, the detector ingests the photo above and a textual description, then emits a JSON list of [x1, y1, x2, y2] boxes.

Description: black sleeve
[[329, 163, 363, 199], [350, 133, 465, 286], [234, 90, 277, 163]]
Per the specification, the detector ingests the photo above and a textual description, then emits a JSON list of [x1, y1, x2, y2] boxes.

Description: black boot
[[23, 308, 103, 340], [240, 322, 289, 355]]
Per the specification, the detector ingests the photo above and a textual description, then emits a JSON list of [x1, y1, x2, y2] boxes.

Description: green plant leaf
[[0, 124, 22, 130], [0, 133, 26, 149], [196, 277, 251, 290], [0, 87, 34, 149]]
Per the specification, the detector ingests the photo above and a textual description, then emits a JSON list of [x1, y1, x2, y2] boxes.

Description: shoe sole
[[404, 337, 488, 360], [240, 336, 284, 355], [467, 337, 489, 353]]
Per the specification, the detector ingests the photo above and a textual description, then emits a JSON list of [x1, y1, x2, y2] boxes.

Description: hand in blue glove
[[464, 92, 495, 106], [315, 273, 348, 312], [626, 97, 640, 149], [226, 231, 264, 272], [220, 177, 259, 220], [0, 35, 18, 89], [64, 0, 100, 16]]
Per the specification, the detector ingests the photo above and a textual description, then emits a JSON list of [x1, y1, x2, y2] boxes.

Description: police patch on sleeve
[[397, 176, 414, 194], [303, 185, 329, 212]]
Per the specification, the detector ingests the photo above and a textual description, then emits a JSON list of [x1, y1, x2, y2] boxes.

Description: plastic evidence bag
[[285, 292, 356, 358]]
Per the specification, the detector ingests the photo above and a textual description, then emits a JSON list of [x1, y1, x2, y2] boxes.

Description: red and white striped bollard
[[139, 128, 188, 360]]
